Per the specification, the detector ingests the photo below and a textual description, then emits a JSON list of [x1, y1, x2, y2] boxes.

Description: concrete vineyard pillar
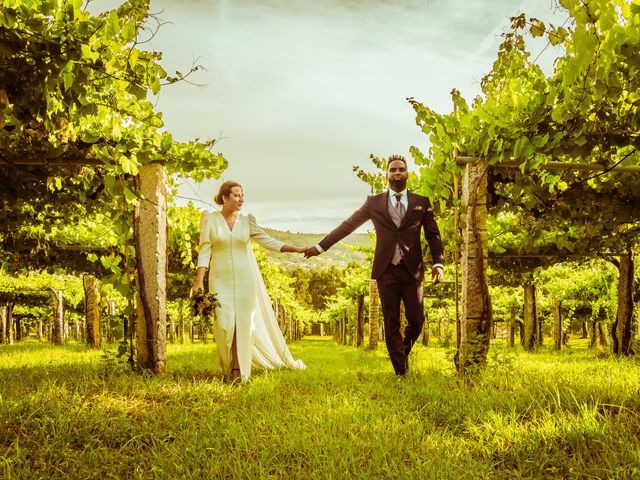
[[134, 162, 167, 375], [49, 289, 64, 345], [457, 159, 492, 374], [83, 275, 101, 348], [523, 282, 538, 351]]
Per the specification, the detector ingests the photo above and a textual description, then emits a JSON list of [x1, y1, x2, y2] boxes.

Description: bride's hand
[[190, 284, 203, 298]]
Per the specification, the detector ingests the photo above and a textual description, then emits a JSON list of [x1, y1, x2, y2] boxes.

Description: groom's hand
[[431, 266, 444, 284], [304, 246, 320, 258]]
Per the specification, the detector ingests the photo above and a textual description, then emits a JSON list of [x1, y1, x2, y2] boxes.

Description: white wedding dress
[[197, 211, 306, 380]]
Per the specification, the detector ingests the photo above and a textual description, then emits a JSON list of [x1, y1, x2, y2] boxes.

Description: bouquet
[[190, 289, 220, 320]]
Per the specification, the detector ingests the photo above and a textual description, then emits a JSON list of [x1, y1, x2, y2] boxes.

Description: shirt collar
[[389, 189, 408, 198]]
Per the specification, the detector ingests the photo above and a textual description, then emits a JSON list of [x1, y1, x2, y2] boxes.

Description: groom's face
[[387, 159, 408, 191]]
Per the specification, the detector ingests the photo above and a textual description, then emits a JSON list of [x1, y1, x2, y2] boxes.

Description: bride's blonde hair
[[214, 180, 242, 205]]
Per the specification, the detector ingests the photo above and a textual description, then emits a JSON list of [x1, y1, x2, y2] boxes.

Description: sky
[[96, 0, 566, 233]]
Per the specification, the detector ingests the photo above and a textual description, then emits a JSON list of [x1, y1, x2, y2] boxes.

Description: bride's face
[[224, 186, 244, 211]]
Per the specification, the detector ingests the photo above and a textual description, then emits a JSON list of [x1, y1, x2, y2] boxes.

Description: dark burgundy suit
[[319, 191, 444, 374]]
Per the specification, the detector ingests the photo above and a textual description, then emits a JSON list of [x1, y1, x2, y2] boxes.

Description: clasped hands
[[285, 245, 320, 257]]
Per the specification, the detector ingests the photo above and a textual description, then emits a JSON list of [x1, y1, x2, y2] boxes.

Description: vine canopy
[[0, 0, 226, 181], [408, 0, 640, 254]]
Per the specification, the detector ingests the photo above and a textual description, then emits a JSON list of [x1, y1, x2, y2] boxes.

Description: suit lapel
[[399, 192, 416, 229], [378, 192, 396, 228]]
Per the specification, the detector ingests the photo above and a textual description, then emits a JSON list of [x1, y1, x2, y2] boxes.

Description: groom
[[305, 155, 444, 375]]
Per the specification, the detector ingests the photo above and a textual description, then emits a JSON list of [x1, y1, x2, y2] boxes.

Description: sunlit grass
[[1, 337, 639, 479]]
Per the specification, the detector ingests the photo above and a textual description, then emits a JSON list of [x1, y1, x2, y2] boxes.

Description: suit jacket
[[319, 191, 444, 281]]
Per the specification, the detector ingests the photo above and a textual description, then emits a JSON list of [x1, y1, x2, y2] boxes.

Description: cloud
[[92, 0, 567, 232]]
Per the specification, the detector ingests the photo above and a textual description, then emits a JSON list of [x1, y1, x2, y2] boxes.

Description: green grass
[[1, 337, 639, 479]]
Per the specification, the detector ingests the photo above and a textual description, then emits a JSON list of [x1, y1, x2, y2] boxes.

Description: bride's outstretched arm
[[280, 244, 307, 254], [248, 214, 306, 253]]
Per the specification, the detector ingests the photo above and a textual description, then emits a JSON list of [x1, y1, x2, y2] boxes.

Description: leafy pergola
[[0, 0, 227, 373], [408, 0, 640, 371]]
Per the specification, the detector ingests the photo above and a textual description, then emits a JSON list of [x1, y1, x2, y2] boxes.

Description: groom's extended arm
[[421, 198, 445, 283], [421, 201, 445, 266], [305, 199, 371, 258]]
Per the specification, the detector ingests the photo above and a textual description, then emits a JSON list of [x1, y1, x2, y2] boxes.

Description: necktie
[[391, 193, 405, 265], [395, 194, 405, 219]]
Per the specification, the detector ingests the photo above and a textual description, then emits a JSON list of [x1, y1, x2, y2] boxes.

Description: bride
[[191, 180, 307, 381]]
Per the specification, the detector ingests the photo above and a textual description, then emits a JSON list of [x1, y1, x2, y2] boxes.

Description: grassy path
[[1, 338, 639, 479]]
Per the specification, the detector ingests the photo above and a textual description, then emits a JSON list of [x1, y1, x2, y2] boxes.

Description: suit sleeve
[[249, 214, 286, 252], [318, 198, 371, 251], [422, 200, 445, 266]]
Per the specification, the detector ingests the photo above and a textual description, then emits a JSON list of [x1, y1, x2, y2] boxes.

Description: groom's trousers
[[376, 261, 425, 375]]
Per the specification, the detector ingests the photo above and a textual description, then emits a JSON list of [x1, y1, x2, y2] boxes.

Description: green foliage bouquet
[[190, 289, 220, 321]]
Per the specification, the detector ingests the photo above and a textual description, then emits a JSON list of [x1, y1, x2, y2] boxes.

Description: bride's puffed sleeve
[[197, 212, 213, 268], [248, 214, 285, 252]]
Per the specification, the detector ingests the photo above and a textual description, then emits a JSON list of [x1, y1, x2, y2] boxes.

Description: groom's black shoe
[[395, 363, 407, 376]]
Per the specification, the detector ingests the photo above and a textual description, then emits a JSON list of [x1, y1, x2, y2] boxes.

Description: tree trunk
[[612, 253, 634, 356], [588, 319, 595, 348], [0, 305, 6, 344], [507, 314, 515, 347], [422, 310, 429, 346], [537, 311, 543, 346], [342, 311, 347, 345], [523, 282, 538, 351], [290, 312, 295, 341], [134, 162, 168, 375], [457, 160, 492, 373], [169, 317, 176, 344], [49, 289, 64, 345], [280, 306, 288, 337], [368, 280, 379, 349], [552, 297, 562, 351], [83, 275, 102, 349], [356, 294, 365, 347], [598, 321, 610, 348], [37, 320, 43, 340], [518, 321, 524, 346], [581, 321, 588, 339], [105, 300, 115, 343], [178, 299, 185, 344], [14, 317, 22, 341]]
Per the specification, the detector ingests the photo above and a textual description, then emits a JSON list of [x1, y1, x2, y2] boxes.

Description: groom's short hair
[[387, 154, 407, 167]]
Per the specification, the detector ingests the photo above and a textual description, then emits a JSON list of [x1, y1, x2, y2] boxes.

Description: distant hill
[[261, 228, 374, 268]]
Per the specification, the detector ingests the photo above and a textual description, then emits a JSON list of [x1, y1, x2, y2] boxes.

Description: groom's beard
[[389, 178, 407, 192]]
